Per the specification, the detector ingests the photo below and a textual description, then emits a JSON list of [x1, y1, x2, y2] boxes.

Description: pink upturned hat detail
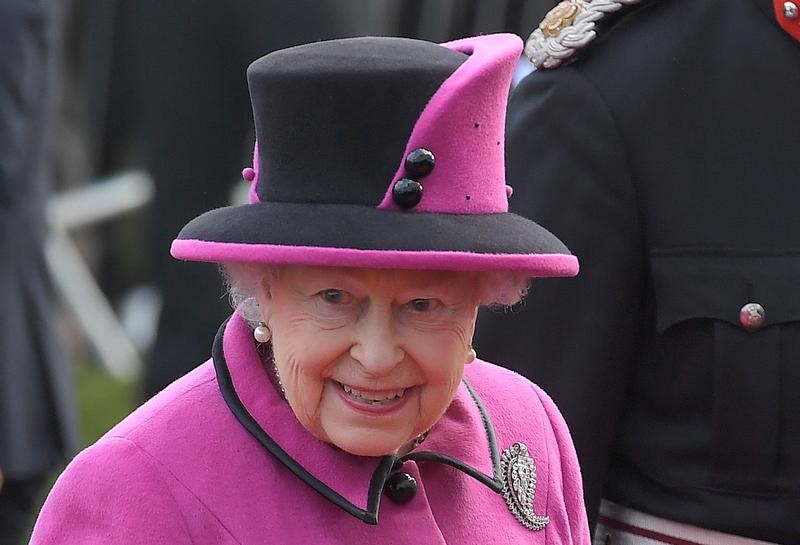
[[171, 34, 579, 278], [378, 35, 517, 214]]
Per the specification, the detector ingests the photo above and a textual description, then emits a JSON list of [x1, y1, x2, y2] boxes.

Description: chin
[[330, 433, 405, 458]]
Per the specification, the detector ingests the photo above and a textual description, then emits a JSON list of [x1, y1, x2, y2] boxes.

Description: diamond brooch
[[500, 442, 550, 531]]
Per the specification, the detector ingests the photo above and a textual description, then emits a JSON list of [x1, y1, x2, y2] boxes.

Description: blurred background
[[1, 1, 559, 543]]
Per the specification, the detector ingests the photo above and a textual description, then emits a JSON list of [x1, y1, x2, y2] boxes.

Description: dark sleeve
[[473, 66, 644, 530]]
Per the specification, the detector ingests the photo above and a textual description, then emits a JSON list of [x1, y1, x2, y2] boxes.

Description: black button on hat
[[384, 472, 417, 504], [392, 179, 424, 209], [404, 148, 436, 179]]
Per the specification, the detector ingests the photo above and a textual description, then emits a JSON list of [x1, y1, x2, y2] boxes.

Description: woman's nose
[[349, 309, 404, 375]]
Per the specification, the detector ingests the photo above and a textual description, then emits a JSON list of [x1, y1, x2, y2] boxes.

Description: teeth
[[341, 383, 406, 403]]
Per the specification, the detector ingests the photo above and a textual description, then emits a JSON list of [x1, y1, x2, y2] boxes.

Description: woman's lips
[[333, 380, 413, 413], [341, 383, 406, 403]]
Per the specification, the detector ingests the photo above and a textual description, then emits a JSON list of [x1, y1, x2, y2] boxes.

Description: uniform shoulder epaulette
[[525, 0, 642, 69]]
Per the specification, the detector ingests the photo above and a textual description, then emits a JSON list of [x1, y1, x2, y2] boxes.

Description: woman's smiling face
[[257, 266, 482, 457]]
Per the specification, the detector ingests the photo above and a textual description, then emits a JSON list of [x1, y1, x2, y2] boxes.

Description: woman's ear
[[463, 305, 480, 365], [467, 304, 479, 337], [255, 278, 274, 325]]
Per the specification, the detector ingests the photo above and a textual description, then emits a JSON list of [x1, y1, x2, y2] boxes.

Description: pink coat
[[30, 313, 590, 544]]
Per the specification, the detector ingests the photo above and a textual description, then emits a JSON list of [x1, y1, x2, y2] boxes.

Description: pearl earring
[[253, 322, 271, 343], [466, 346, 477, 364]]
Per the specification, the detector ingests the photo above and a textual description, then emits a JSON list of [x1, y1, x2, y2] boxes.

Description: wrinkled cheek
[[431, 354, 466, 391], [275, 352, 322, 426], [297, 376, 328, 428]]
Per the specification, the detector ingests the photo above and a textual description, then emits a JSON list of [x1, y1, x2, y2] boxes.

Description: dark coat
[[474, 0, 800, 542], [0, 0, 78, 480]]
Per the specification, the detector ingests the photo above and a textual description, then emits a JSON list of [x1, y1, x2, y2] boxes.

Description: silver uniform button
[[784, 1, 799, 20], [739, 302, 766, 330]]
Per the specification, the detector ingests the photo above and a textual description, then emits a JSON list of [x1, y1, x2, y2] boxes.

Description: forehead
[[277, 266, 478, 292]]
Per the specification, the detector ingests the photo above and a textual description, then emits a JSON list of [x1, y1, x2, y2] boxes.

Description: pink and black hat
[[171, 34, 578, 278]]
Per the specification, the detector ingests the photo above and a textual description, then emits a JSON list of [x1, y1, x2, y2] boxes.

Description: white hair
[[220, 263, 531, 329]]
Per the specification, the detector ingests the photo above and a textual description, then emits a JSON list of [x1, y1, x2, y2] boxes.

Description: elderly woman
[[30, 34, 588, 544]]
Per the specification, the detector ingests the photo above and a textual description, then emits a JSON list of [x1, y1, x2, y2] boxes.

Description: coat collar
[[212, 313, 503, 525]]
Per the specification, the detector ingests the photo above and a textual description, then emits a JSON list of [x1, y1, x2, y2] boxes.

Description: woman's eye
[[407, 298, 439, 312], [319, 289, 349, 304]]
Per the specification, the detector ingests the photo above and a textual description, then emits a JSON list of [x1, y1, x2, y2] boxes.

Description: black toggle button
[[392, 178, 423, 209], [384, 472, 417, 504], [404, 148, 436, 179]]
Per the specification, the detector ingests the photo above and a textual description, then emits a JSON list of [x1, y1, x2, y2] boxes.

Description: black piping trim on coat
[[212, 318, 505, 525]]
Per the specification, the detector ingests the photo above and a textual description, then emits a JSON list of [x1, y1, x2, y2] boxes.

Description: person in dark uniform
[[0, 1, 79, 544], [474, 1, 800, 543]]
